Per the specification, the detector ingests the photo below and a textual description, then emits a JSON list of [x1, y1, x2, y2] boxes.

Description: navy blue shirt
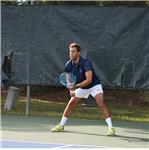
[[65, 57, 100, 89]]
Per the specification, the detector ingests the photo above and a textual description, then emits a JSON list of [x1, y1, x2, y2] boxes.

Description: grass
[[1, 98, 149, 122]]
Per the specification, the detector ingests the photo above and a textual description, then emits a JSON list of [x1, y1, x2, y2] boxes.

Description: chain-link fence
[[1, 85, 149, 120], [1, 1, 149, 6], [1, 85, 149, 106], [1, 1, 149, 121]]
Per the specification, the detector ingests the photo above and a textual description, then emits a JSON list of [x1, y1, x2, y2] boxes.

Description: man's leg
[[51, 96, 80, 132], [95, 93, 115, 136], [95, 93, 110, 119], [63, 96, 80, 118]]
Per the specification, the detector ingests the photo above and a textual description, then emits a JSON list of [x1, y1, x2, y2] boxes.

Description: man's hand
[[67, 84, 80, 91], [69, 90, 75, 97]]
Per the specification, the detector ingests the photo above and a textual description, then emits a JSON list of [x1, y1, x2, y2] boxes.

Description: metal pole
[[25, 51, 30, 116], [31, 0, 34, 5], [26, 85, 30, 116]]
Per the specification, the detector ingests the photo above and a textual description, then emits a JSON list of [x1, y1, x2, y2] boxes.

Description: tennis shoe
[[51, 124, 64, 132], [107, 127, 115, 136]]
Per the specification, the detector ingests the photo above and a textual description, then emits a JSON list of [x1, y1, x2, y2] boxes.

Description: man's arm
[[75, 70, 93, 88]]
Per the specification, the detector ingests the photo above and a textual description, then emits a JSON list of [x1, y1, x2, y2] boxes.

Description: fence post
[[31, 0, 34, 5], [26, 85, 30, 116]]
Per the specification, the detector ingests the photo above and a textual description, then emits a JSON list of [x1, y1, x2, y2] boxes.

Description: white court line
[[50, 143, 106, 148], [51, 145, 74, 148]]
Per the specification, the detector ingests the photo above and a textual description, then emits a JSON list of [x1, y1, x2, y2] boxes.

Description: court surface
[[1, 115, 149, 148]]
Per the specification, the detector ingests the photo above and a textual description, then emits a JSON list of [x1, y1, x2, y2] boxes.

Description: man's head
[[69, 43, 81, 61]]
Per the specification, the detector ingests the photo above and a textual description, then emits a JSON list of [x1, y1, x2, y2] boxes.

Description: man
[[51, 43, 115, 136]]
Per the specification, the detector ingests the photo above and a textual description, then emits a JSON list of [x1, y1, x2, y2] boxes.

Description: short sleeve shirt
[[65, 57, 100, 89]]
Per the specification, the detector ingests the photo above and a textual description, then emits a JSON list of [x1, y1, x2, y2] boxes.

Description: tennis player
[[51, 43, 115, 136]]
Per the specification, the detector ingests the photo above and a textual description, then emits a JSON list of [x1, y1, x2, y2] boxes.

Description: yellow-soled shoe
[[51, 124, 64, 132], [107, 127, 115, 136]]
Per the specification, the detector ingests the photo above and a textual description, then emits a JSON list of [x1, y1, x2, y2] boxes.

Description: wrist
[[75, 84, 81, 89]]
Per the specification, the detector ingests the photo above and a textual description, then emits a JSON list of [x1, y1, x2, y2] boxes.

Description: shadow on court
[[1, 115, 149, 148], [65, 130, 149, 143]]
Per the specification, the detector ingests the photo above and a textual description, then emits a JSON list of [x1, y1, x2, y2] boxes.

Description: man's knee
[[95, 94, 105, 107], [68, 97, 79, 108]]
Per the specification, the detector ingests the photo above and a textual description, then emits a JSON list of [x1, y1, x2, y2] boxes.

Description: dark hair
[[69, 43, 81, 52]]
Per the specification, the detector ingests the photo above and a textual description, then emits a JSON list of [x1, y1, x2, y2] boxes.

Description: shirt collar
[[71, 56, 82, 66]]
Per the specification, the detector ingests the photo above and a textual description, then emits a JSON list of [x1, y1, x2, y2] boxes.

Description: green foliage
[[1, 98, 149, 122]]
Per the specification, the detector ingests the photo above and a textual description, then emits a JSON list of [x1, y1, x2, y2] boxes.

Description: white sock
[[105, 117, 113, 128], [60, 116, 68, 126]]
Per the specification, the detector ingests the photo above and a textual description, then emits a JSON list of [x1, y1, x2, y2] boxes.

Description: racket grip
[[67, 85, 74, 89]]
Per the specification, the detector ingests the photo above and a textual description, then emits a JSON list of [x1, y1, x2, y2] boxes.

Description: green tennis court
[[1, 115, 149, 148]]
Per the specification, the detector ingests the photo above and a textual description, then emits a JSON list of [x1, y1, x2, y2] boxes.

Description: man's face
[[69, 47, 80, 61]]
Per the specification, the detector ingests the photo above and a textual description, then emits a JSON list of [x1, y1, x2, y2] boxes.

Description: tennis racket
[[59, 72, 76, 88]]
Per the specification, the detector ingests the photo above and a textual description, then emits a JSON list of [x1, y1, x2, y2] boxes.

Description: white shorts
[[75, 84, 103, 99]]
